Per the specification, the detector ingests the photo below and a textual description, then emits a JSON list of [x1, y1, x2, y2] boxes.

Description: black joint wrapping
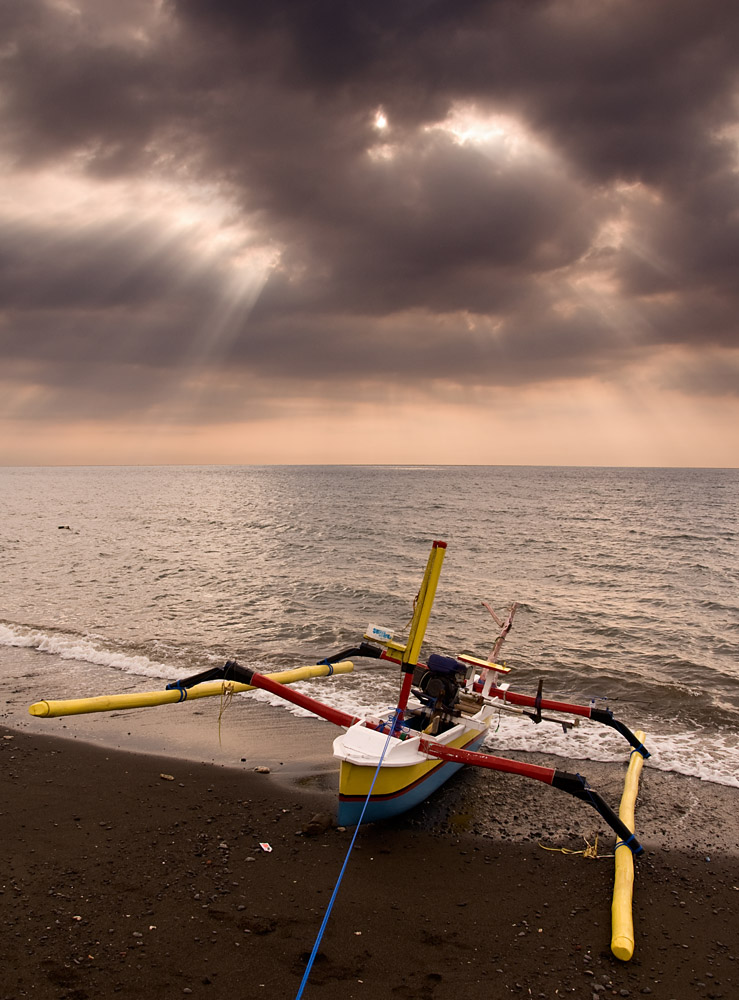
[[551, 770, 587, 797], [358, 642, 383, 659], [223, 660, 255, 685], [590, 707, 614, 724], [165, 665, 225, 690]]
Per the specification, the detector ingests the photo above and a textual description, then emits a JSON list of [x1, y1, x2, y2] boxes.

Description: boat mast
[[481, 600, 518, 695], [392, 540, 447, 725]]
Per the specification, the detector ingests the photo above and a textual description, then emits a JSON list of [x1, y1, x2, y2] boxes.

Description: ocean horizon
[[2, 464, 737, 787]]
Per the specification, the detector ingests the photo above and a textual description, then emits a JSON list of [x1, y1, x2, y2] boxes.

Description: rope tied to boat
[[217, 682, 235, 745], [295, 709, 402, 1000], [168, 680, 188, 702], [614, 832, 638, 852]]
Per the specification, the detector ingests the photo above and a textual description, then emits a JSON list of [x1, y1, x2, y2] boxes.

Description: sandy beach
[[2, 674, 738, 1000]]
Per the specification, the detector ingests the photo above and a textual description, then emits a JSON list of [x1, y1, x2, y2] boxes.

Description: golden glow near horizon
[[2, 370, 737, 467]]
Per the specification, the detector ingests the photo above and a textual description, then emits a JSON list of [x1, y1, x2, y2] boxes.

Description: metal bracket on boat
[[522, 679, 578, 733], [493, 700, 578, 732], [524, 678, 544, 724]]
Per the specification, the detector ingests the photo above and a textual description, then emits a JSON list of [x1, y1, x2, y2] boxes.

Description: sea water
[[1, 465, 737, 786]]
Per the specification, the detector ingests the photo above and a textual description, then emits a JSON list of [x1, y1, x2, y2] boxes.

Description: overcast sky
[[1, 0, 738, 465]]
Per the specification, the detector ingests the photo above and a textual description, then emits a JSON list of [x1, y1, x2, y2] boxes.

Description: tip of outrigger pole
[[611, 935, 634, 963], [28, 701, 50, 717]]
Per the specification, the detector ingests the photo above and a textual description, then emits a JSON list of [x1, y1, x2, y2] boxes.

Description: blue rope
[[167, 682, 188, 702], [614, 833, 637, 851], [295, 709, 401, 1000]]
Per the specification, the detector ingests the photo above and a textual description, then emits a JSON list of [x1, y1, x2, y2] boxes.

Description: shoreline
[[4, 643, 739, 855], [2, 723, 737, 1000], [2, 644, 341, 781]]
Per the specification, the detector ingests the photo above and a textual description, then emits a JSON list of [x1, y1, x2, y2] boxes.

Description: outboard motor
[[413, 654, 466, 733]]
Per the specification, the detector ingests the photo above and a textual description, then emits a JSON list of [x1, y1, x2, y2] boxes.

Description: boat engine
[[412, 654, 466, 732]]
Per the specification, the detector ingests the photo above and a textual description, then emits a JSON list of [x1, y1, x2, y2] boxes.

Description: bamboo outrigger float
[[29, 540, 649, 860], [611, 729, 647, 961], [29, 661, 354, 718]]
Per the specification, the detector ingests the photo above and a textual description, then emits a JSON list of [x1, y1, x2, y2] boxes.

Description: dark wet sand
[[1, 721, 737, 1000]]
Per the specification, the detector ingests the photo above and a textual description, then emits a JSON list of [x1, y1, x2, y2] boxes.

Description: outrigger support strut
[[418, 740, 644, 855], [550, 771, 644, 855], [208, 661, 362, 729], [319, 643, 384, 665], [164, 660, 274, 693], [480, 686, 650, 759], [589, 709, 650, 758]]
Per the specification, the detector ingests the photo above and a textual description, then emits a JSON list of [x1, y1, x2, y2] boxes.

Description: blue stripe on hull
[[337, 729, 488, 826]]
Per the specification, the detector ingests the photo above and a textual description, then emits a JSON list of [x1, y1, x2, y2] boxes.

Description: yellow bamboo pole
[[404, 540, 447, 667], [28, 661, 354, 718], [611, 729, 646, 961]]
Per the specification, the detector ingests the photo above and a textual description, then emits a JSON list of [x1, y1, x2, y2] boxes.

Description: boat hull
[[336, 725, 488, 826]]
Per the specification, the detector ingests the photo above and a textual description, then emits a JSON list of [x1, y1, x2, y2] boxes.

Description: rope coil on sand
[[538, 833, 613, 859]]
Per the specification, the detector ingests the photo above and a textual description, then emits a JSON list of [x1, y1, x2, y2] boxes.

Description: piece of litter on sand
[[259, 842, 272, 853], [159, 773, 175, 781]]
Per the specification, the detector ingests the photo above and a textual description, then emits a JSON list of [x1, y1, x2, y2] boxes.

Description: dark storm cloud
[[235, 303, 632, 388], [1, 0, 739, 420], [0, 218, 197, 312]]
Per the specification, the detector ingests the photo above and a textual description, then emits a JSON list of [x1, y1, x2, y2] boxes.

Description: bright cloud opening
[[426, 103, 549, 163], [374, 109, 388, 130]]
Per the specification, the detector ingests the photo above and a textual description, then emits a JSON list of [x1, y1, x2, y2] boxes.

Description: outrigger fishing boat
[[29, 539, 649, 855]]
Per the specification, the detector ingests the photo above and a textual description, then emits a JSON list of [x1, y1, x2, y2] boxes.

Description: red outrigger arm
[[419, 739, 644, 855], [219, 661, 360, 728], [480, 686, 650, 758]]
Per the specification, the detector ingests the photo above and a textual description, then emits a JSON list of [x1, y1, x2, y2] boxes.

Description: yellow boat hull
[[336, 721, 488, 824]]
